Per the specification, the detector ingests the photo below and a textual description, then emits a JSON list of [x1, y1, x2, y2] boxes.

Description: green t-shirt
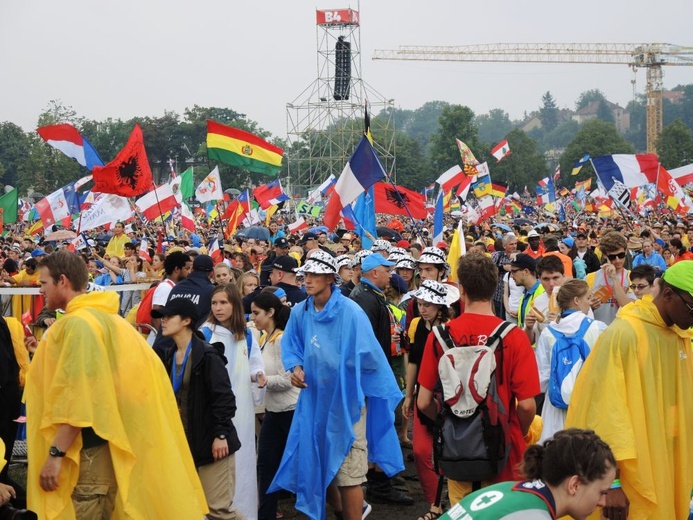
[[440, 480, 556, 520]]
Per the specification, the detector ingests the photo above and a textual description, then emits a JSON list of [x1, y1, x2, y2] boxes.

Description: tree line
[[1, 86, 692, 198]]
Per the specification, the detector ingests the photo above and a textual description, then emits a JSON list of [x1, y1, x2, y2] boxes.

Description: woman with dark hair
[[233, 252, 255, 272], [670, 237, 693, 263], [201, 284, 265, 520], [155, 297, 240, 520], [402, 280, 451, 520], [442, 428, 617, 519], [250, 292, 298, 520]]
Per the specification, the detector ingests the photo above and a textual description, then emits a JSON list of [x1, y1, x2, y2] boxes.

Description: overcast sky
[[1, 0, 691, 140]]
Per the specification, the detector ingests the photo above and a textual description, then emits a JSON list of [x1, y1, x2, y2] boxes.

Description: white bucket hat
[[371, 239, 392, 253], [395, 255, 417, 271], [412, 280, 449, 306], [335, 254, 353, 269], [417, 246, 451, 278], [387, 247, 408, 263], [302, 250, 337, 274], [349, 249, 373, 269]]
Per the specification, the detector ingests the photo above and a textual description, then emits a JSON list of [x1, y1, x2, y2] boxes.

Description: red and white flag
[[435, 165, 465, 192], [139, 238, 152, 262], [35, 188, 71, 226], [491, 139, 511, 162], [135, 183, 178, 221], [288, 218, 308, 233], [180, 203, 195, 232]]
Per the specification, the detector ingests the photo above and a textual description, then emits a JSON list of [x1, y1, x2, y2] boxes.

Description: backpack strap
[[432, 324, 456, 353], [485, 321, 515, 386]]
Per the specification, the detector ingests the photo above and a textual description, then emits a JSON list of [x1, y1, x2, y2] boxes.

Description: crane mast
[[373, 43, 693, 153]]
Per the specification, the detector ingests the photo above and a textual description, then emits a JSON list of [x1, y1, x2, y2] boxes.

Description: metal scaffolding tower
[[286, 7, 395, 196]]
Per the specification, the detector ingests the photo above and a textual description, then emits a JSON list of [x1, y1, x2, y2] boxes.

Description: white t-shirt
[[152, 279, 175, 307], [504, 272, 524, 312]]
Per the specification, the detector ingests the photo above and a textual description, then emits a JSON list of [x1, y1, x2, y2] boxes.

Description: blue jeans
[[257, 410, 295, 520]]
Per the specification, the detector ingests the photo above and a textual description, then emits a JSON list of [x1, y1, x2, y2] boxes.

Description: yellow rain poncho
[[25, 291, 207, 519], [566, 295, 693, 519]]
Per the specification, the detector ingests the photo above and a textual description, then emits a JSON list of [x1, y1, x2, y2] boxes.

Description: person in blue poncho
[[269, 250, 405, 520]]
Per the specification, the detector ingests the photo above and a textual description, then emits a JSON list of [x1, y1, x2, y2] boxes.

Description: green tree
[[475, 109, 514, 146], [391, 132, 430, 189], [656, 119, 693, 169], [576, 89, 607, 110], [491, 129, 548, 191], [543, 119, 579, 151], [37, 99, 83, 127], [539, 92, 559, 132], [596, 101, 614, 124], [560, 119, 635, 183], [0, 122, 32, 187], [428, 105, 481, 179]]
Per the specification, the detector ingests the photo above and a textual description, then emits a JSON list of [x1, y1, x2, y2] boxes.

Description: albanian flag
[[92, 124, 153, 197], [373, 182, 427, 219]]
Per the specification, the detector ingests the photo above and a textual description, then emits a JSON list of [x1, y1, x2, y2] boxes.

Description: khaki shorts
[[333, 406, 368, 487]]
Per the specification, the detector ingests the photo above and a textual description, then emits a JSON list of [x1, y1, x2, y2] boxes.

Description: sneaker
[[366, 483, 415, 506], [361, 501, 372, 520]]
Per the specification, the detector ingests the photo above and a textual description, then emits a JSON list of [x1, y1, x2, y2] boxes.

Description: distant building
[[572, 100, 630, 133]]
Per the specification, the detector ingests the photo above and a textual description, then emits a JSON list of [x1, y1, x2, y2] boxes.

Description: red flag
[[372, 182, 427, 219], [92, 124, 153, 197]]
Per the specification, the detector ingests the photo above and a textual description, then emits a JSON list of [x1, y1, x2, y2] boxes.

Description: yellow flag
[[265, 205, 279, 226], [446, 220, 466, 283]]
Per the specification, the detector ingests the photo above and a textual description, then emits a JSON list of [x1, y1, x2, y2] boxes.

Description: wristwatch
[[217, 435, 227, 440], [49, 446, 66, 457]]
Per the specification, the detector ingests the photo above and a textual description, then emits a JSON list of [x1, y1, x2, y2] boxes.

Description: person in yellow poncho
[[104, 221, 130, 258], [24, 251, 208, 519], [566, 260, 693, 519]]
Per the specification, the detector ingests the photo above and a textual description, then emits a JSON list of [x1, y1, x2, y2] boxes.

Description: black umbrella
[[512, 218, 533, 226], [376, 227, 402, 241]]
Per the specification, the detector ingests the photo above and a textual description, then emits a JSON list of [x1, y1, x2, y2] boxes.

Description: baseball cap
[[301, 249, 337, 274], [298, 232, 318, 245], [662, 260, 693, 297], [31, 249, 46, 258], [511, 253, 537, 272], [561, 237, 575, 248], [151, 297, 200, 323], [192, 255, 214, 272], [274, 237, 289, 249], [349, 249, 374, 269], [362, 254, 395, 273], [264, 255, 298, 273], [436, 241, 448, 250], [396, 240, 411, 249]]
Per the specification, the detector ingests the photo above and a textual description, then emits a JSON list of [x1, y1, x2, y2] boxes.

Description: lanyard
[[520, 281, 541, 322], [172, 341, 192, 395]]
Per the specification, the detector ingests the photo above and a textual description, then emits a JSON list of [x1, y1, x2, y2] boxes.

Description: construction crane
[[373, 43, 693, 153]]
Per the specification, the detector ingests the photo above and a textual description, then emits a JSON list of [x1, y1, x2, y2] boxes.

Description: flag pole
[[216, 201, 228, 241]]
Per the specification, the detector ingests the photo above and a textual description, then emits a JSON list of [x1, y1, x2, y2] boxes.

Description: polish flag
[[135, 183, 178, 221], [138, 239, 152, 262], [435, 165, 465, 193], [288, 218, 308, 233], [669, 162, 693, 187]]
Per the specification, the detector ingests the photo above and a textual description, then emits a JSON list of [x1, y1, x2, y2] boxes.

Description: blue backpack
[[547, 318, 593, 409]]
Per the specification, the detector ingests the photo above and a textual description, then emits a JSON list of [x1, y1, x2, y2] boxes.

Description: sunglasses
[[606, 252, 626, 261], [671, 288, 693, 315]]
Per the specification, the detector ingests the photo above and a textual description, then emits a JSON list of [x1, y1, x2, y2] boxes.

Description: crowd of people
[[1, 211, 692, 519]]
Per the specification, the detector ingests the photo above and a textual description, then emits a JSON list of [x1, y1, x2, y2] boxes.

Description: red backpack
[[136, 280, 174, 326]]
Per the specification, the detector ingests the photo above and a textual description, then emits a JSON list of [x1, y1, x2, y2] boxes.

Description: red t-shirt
[[417, 312, 540, 483]]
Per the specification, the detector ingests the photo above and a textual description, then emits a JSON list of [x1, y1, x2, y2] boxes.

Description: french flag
[[323, 136, 387, 230], [37, 124, 104, 171], [591, 154, 659, 191]]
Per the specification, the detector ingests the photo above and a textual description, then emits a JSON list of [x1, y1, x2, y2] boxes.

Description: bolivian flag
[[207, 120, 284, 176]]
